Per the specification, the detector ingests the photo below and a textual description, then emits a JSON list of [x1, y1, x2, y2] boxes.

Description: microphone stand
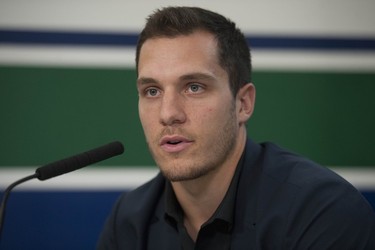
[[0, 173, 38, 240]]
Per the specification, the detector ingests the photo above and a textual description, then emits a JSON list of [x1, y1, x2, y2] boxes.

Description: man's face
[[137, 30, 242, 182]]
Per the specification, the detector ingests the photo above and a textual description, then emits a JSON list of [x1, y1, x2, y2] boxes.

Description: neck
[[171, 129, 247, 241]]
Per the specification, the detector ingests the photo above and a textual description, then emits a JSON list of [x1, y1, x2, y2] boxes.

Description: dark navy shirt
[[164, 154, 244, 250], [97, 139, 375, 250]]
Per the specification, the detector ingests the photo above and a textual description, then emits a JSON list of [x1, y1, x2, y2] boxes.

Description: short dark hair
[[135, 6, 252, 96]]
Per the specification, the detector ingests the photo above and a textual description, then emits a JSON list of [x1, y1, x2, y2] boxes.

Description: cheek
[[194, 106, 222, 125], [138, 105, 155, 132]]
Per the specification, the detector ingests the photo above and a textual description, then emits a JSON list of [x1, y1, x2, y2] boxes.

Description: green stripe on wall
[[251, 71, 375, 166], [1, 66, 374, 167]]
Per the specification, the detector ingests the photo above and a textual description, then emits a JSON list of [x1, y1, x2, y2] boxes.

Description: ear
[[236, 83, 256, 124]]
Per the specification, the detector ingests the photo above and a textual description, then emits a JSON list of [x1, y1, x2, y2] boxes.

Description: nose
[[159, 91, 186, 126]]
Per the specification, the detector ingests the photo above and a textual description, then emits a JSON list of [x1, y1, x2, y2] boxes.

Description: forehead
[[137, 30, 225, 80]]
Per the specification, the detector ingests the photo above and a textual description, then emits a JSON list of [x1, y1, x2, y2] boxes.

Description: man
[[98, 6, 375, 249]]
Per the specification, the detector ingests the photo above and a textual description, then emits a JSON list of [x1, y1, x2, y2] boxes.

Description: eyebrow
[[137, 77, 158, 86], [179, 72, 216, 82], [137, 72, 216, 86]]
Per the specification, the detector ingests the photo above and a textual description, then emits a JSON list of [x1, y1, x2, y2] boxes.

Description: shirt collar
[[164, 151, 246, 231]]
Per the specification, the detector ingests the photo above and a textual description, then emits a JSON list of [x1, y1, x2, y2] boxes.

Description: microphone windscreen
[[35, 141, 124, 181]]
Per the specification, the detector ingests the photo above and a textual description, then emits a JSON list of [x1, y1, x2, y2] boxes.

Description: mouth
[[160, 135, 193, 153]]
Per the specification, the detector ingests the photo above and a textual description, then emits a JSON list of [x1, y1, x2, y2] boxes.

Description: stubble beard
[[148, 102, 238, 182]]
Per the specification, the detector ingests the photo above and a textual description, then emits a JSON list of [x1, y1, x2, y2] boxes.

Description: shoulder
[[256, 141, 371, 211], [114, 171, 165, 219], [253, 142, 375, 248], [97, 172, 166, 249], [257, 142, 350, 187]]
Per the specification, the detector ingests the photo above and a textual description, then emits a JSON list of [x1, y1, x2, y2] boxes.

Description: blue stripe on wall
[[247, 36, 375, 50], [1, 29, 375, 50], [0, 191, 124, 250], [0, 29, 138, 46]]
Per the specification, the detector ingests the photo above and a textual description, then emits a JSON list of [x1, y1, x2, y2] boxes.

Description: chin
[[159, 161, 213, 182]]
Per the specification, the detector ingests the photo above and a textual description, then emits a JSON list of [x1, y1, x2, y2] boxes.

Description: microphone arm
[[0, 173, 38, 240], [0, 141, 124, 240]]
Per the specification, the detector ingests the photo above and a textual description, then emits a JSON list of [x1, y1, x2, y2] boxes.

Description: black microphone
[[35, 141, 124, 180], [0, 141, 124, 239]]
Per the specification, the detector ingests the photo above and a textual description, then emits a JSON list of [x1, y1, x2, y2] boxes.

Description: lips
[[160, 135, 193, 153]]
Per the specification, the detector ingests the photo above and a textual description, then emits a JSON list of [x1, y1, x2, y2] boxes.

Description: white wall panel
[[1, 0, 375, 36]]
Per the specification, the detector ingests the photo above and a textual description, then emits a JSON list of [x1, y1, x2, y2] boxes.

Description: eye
[[187, 84, 204, 94], [145, 88, 160, 97]]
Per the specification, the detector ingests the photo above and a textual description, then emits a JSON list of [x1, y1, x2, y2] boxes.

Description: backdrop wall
[[1, 1, 374, 249]]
